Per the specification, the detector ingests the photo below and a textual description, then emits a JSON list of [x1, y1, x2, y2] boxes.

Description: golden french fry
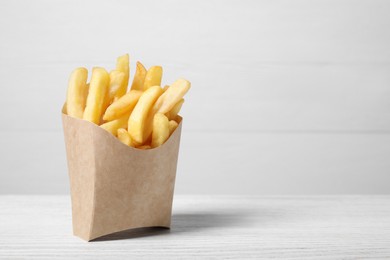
[[162, 85, 169, 92], [117, 128, 135, 147], [66, 67, 88, 118], [83, 67, 109, 124], [103, 90, 142, 121], [130, 61, 147, 91], [137, 145, 151, 150], [143, 66, 162, 90], [101, 70, 125, 114], [168, 120, 179, 136], [100, 113, 129, 136], [151, 113, 169, 148], [142, 79, 189, 141], [166, 98, 184, 120], [114, 54, 129, 99], [142, 113, 155, 143], [153, 78, 190, 114], [108, 70, 125, 101], [128, 86, 163, 144]]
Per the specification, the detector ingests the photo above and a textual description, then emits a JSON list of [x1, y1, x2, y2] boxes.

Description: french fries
[[130, 62, 147, 91], [137, 145, 151, 150], [163, 85, 169, 92], [151, 113, 169, 148], [101, 70, 125, 114], [153, 79, 190, 114], [100, 113, 130, 136], [83, 67, 109, 124], [166, 98, 184, 120], [168, 120, 179, 135], [128, 86, 163, 144], [66, 68, 88, 119], [115, 54, 129, 99], [103, 90, 142, 121], [142, 79, 190, 142], [65, 54, 190, 149], [108, 70, 125, 102], [143, 66, 162, 90], [117, 128, 135, 147]]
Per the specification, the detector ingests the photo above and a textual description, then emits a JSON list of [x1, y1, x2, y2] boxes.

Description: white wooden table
[[0, 195, 389, 259]]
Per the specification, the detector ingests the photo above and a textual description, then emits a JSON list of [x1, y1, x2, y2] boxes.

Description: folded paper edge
[[62, 114, 96, 241]]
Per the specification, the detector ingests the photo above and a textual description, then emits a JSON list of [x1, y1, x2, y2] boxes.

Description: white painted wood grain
[[0, 195, 389, 259], [0, 0, 389, 194]]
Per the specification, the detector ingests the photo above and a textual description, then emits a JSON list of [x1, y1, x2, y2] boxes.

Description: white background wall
[[0, 0, 389, 194]]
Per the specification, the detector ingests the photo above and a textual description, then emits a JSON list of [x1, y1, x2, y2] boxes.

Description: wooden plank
[[0, 195, 389, 259], [0, 132, 389, 194]]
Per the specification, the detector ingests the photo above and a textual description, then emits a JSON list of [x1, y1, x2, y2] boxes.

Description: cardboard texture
[[62, 111, 182, 241]]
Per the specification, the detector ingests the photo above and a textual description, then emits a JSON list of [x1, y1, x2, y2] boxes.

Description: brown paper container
[[61, 109, 182, 241]]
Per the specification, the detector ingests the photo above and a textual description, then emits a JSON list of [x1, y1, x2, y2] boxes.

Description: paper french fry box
[[61, 109, 182, 241]]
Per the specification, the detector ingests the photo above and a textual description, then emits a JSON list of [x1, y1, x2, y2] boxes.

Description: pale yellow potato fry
[[66, 67, 88, 118], [128, 86, 163, 144], [143, 66, 162, 90], [137, 145, 151, 150], [114, 54, 129, 99], [103, 90, 142, 121], [151, 113, 169, 148], [83, 67, 109, 124], [142, 80, 189, 142], [162, 85, 169, 92], [100, 113, 129, 136], [130, 61, 147, 91], [168, 120, 179, 136], [101, 70, 125, 114], [108, 70, 125, 101], [117, 128, 135, 147], [153, 78, 190, 114], [165, 98, 184, 120], [142, 113, 156, 143]]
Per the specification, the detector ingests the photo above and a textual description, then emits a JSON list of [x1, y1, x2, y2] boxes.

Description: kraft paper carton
[[62, 110, 182, 241]]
